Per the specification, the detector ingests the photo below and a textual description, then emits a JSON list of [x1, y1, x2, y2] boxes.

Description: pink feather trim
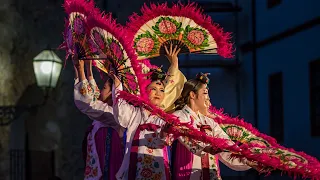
[[209, 106, 320, 179], [126, 2, 234, 58], [209, 106, 278, 145], [85, 12, 148, 99], [60, 0, 99, 64], [141, 59, 159, 69], [63, 0, 96, 15], [117, 90, 320, 179]]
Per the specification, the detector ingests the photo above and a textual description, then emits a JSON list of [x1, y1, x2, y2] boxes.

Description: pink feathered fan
[[60, 0, 98, 60], [86, 12, 146, 95], [126, 2, 234, 60], [208, 106, 320, 179]]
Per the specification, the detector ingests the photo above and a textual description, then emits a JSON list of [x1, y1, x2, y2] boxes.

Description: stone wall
[[0, 0, 95, 179], [0, 0, 168, 179]]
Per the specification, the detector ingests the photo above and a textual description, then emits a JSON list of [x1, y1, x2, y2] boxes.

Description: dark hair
[[148, 68, 166, 83], [174, 72, 210, 110], [106, 77, 113, 85]]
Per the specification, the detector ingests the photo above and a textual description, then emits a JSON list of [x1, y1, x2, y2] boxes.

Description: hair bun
[[196, 72, 210, 84], [149, 67, 166, 81]]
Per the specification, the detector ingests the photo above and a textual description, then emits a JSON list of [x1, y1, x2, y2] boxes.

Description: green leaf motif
[[152, 16, 182, 39], [182, 25, 210, 50], [134, 31, 160, 57]]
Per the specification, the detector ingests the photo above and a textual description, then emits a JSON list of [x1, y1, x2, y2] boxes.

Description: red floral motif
[[284, 155, 304, 163], [88, 144, 92, 153], [138, 157, 143, 162], [159, 20, 177, 34], [153, 173, 162, 180], [143, 155, 153, 164], [85, 166, 92, 176], [92, 167, 98, 176], [136, 37, 155, 54], [93, 31, 105, 50], [66, 27, 73, 50], [73, 17, 85, 35], [187, 30, 205, 45], [110, 41, 123, 60], [226, 127, 243, 139], [147, 148, 153, 153], [87, 84, 93, 92], [80, 87, 87, 95], [126, 73, 137, 91], [250, 140, 267, 148], [88, 39, 98, 53], [140, 168, 153, 178], [261, 148, 277, 155]]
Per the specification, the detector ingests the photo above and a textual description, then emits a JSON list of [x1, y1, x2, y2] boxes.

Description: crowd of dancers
[[60, 0, 320, 179]]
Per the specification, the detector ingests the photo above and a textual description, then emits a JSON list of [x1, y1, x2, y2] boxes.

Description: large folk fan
[[208, 106, 320, 179], [59, 0, 98, 60], [126, 2, 234, 60], [115, 88, 320, 179], [86, 12, 144, 95]]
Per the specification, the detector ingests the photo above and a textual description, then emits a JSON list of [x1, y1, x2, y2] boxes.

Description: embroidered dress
[[74, 79, 125, 180], [113, 83, 175, 180], [171, 106, 250, 180]]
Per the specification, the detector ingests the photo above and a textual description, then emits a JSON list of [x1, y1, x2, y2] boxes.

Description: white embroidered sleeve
[[74, 79, 118, 128], [112, 83, 141, 128]]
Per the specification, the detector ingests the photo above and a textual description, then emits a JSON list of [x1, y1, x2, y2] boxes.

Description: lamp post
[[0, 49, 63, 126]]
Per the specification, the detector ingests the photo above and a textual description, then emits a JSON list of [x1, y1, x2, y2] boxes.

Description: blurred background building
[[0, 0, 319, 179]]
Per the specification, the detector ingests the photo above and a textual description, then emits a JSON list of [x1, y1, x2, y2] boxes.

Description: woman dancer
[[73, 56, 125, 180], [75, 44, 185, 179], [111, 45, 197, 180], [171, 73, 251, 180]]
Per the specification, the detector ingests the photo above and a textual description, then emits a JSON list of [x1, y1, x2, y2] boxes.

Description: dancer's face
[[191, 84, 209, 112], [99, 80, 112, 104], [147, 80, 165, 107], [200, 97, 211, 115]]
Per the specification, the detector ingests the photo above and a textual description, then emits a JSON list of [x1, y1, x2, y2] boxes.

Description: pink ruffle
[[86, 12, 148, 98], [126, 2, 234, 58], [209, 106, 320, 179], [117, 91, 320, 179]]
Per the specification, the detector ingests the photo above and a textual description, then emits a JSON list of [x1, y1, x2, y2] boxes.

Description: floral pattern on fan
[[248, 138, 270, 147], [250, 147, 308, 168], [70, 13, 86, 42], [183, 25, 209, 49], [153, 17, 182, 38], [132, 16, 213, 59], [221, 125, 271, 147], [65, 26, 74, 51], [134, 31, 160, 56], [89, 28, 139, 94]]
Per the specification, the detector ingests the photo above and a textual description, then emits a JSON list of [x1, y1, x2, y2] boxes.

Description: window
[[269, 72, 284, 142], [267, 0, 282, 9], [309, 59, 320, 136]]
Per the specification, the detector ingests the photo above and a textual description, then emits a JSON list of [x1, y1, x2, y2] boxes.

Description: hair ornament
[[196, 72, 210, 84]]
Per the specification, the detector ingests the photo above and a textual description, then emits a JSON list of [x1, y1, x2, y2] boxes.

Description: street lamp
[[0, 49, 63, 126], [33, 50, 63, 89]]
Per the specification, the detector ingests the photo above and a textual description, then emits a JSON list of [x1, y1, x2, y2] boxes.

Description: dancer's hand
[[85, 60, 93, 81], [72, 53, 84, 68], [165, 44, 181, 69], [72, 53, 86, 81], [109, 73, 121, 88], [160, 123, 173, 139], [204, 146, 223, 155]]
